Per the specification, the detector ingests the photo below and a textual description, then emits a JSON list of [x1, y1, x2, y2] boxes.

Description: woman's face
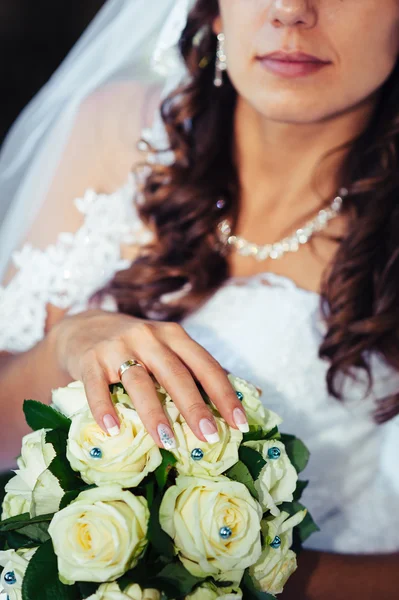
[[213, 0, 399, 123]]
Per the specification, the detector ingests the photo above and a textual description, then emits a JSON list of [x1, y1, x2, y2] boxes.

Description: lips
[[259, 51, 328, 64]]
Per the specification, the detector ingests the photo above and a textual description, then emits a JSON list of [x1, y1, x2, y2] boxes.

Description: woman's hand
[[50, 310, 248, 449]]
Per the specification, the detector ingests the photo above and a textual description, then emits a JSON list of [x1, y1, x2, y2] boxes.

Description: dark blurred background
[[0, 0, 106, 145]]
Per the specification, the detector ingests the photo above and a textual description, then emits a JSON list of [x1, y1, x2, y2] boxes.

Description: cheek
[[225, 9, 399, 123], [335, 15, 399, 111]]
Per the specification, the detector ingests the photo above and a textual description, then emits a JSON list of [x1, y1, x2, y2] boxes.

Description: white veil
[[0, 0, 195, 280]]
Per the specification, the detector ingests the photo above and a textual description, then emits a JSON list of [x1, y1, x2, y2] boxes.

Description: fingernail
[[157, 424, 177, 450], [103, 414, 120, 437], [233, 408, 249, 433], [199, 418, 220, 444]]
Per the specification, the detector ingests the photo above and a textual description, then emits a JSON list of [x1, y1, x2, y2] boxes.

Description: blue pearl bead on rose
[[4, 571, 16, 585], [191, 448, 204, 461], [270, 535, 282, 549], [89, 447, 103, 459], [219, 526, 233, 540], [267, 446, 281, 460]]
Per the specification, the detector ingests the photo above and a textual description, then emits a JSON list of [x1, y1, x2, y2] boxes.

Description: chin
[[260, 104, 331, 126]]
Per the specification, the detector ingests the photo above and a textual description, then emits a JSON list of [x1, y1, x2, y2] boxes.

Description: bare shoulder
[[80, 80, 165, 191]]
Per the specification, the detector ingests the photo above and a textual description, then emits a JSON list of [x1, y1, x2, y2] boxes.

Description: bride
[[0, 0, 398, 596]]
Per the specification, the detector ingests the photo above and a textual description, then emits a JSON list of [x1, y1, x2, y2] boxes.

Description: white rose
[[227, 375, 282, 431], [48, 485, 149, 584], [244, 440, 298, 516], [112, 379, 172, 407], [52, 380, 88, 417], [67, 404, 164, 488], [1, 429, 63, 519], [186, 582, 242, 599], [171, 413, 242, 477], [159, 476, 262, 582], [250, 510, 306, 596], [87, 582, 160, 600], [0, 548, 37, 600]]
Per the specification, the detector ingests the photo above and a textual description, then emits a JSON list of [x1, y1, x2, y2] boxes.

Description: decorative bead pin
[[267, 447, 281, 460], [89, 447, 103, 459], [219, 526, 232, 540], [270, 535, 282, 549], [4, 571, 16, 585], [191, 448, 204, 461]]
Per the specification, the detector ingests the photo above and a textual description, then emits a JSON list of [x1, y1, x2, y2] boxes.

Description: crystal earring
[[214, 33, 227, 87]]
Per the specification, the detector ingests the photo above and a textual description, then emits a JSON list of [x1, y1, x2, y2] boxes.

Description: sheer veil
[[0, 0, 194, 280]]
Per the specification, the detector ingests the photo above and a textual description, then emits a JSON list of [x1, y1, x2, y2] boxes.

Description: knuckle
[[80, 349, 101, 374], [145, 406, 164, 421], [163, 321, 186, 336], [203, 358, 224, 378], [166, 359, 189, 379], [128, 321, 156, 342], [184, 401, 207, 418]]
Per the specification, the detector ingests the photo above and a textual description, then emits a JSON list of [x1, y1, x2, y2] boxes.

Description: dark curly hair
[[106, 0, 399, 423]]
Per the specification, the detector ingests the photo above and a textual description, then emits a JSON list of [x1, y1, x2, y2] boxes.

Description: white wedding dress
[[1, 104, 398, 557]]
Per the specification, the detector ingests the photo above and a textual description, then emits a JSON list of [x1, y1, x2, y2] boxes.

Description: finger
[[80, 355, 120, 437], [140, 342, 220, 444], [116, 358, 177, 450], [167, 336, 249, 433], [97, 342, 177, 450]]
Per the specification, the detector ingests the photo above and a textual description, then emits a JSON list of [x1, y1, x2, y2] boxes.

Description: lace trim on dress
[[0, 173, 152, 354]]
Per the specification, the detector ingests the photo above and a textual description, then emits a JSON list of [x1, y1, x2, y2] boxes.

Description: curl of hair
[[106, 0, 399, 423]]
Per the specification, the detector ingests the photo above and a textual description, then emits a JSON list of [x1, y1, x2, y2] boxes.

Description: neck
[[233, 93, 378, 215]]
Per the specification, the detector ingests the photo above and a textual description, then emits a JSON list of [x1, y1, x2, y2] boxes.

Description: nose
[[269, 0, 317, 29]]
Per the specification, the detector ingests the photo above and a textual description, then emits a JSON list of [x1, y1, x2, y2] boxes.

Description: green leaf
[[16, 522, 50, 544], [148, 494, 175, 558], [0, 512, 30, 527], [242, 428, 265, 443], [59, 490, 81, 510], [23, 400, 71, 432], [22, 540, 77, 600], [45, 429, 68, 456], [225, 461, 259, 500], [47, 456, 82, 492], [156, 562, 206, 597], [4, 531, 38, 551], [144, 481, 155, 509], [118, 560, 180, 598], [0, 513, 53, 533], [280, 435, 310, 474], [293, 480, 309, 502], [155, 450, 177, 491], [278, 501, 320, 544], [239, 446, 266, 481], [242, 426, 281, 444], [242, 571, 276, 600], [0, 471, 13, 508], [78, 582, 99, 598], [45, 430, 83, 492], [263, 426, 280, 441]]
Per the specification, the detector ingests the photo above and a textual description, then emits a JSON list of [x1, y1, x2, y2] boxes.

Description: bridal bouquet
[[0, 375, 318, 600]]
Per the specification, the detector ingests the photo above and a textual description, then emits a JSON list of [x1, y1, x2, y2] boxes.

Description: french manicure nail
[[103, 414, 120, 437], [199, 418, 220, 444], [233, 408, 249, 433], [157, 424, 177, 450]]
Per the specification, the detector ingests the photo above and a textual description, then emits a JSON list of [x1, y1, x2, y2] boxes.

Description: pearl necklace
[[216, 187, 348, 261]]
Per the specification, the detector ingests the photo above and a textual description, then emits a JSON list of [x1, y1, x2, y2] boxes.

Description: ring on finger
[[118, 359, 146, 381]]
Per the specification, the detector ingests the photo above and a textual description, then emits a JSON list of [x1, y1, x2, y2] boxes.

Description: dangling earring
[[214, 33, 227, 87]]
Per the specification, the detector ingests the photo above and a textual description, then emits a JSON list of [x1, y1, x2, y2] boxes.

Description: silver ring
[[118, 359, 145, 380]]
